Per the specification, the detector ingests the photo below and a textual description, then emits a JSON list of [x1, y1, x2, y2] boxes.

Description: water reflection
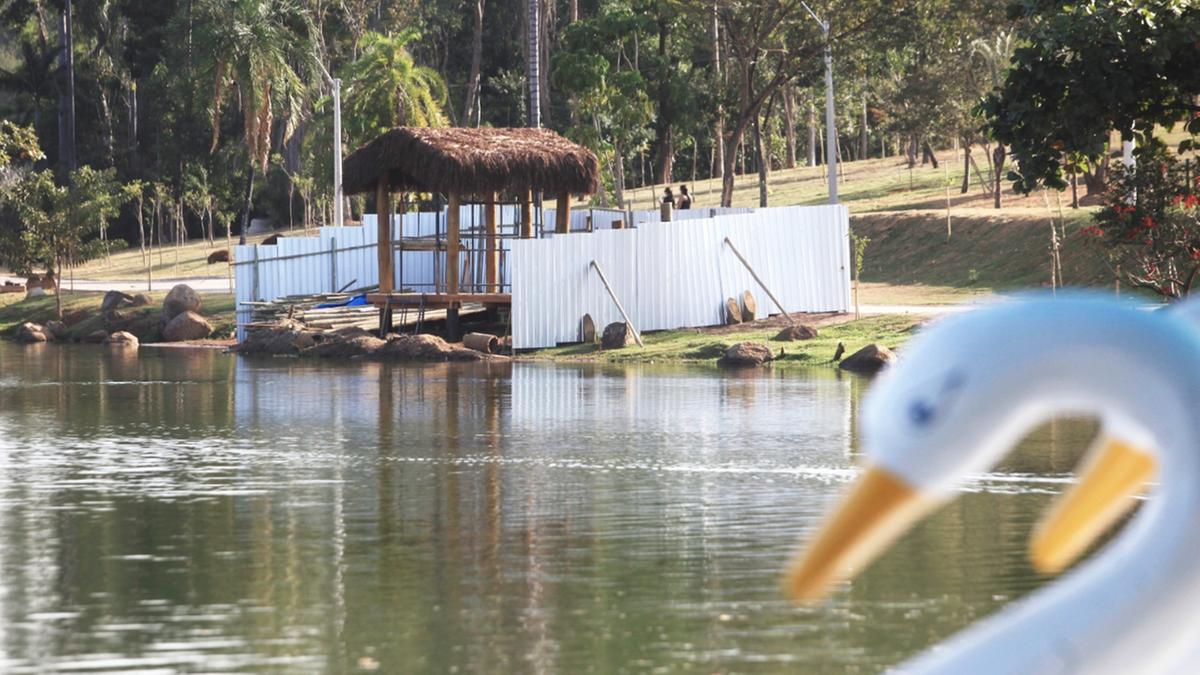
[[0, 343, 1097, 672]]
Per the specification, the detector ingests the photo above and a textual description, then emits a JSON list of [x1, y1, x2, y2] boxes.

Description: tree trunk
[[753, 111, 768, 207], [654, 11, 674, 184], [710, 2, 723, 178], [57, 2, 76, 179], [922, 141, 938, 168], [461, 0, 484, 125], [906, 135, 917, 168], [782, 84, 796, 169], [993, 144, 1006, 209], [859, 93, 868, 160], [1071, 170, 1079, 208], [961, 141, 971, 194], [807, 100, 817, 166], [720, 130, 740, 207], [613, 144, 626, 207], [239, 162, 255, 245]]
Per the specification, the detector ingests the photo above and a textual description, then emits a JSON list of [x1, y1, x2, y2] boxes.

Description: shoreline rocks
[[162, 284, 202, 323], [717, 342, 774, 368], [163, 311, 213, 342], [15, 322, 49, 343], [236, 322, 502, 362], [838, 344, 896, 373], [103, 331, 139, 348]]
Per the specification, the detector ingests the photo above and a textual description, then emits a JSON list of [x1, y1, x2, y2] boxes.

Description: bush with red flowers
[[1087, 141, 1200, 299]]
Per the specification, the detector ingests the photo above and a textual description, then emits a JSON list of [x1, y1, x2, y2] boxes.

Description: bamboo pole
[[485, 192, 498, 292]]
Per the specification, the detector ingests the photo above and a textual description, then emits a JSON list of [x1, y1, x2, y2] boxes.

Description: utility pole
[[802, 1, 837, 204], [315, 56, 344, 227]]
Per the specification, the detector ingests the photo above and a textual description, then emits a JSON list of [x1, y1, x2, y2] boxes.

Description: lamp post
[[315, 56, 344, 228], [801, 1, 837, 204]]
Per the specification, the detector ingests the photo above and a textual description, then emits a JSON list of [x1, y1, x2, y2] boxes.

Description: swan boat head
[[785, 294, 1200, 674]]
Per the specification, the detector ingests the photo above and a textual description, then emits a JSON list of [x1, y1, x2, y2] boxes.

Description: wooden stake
[[447, 192, 461, 295]]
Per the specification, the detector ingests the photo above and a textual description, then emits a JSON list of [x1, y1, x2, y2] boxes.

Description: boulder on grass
[[162, 284, 202, 323], [717, 341, 774, 368], [44, 320, 67, 339], [131, 293, 151, 307], [104, 331, 139, 347], [162, 311, 213, 341], [838, 344, 897, 374], [207, 249, 231, 264], [601, 322, 636, 350], [775, 324, 820, 341], [85, 330, 109, 344], [101, 290, 135, 313], [15, 322, 48, 343]]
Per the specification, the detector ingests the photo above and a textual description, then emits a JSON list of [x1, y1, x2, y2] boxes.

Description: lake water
[[0, 342, 1097, 673]]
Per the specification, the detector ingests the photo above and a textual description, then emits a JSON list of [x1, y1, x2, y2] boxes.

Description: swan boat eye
[[906, 371, 966, 430]]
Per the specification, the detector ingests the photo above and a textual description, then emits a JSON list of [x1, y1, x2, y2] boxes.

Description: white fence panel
[[511, 205, 849, 349]]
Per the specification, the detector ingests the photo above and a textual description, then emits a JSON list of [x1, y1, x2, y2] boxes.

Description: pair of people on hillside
[[661, 185, 692, 210]]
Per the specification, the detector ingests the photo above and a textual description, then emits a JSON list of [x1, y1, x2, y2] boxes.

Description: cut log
[[580, 313, 596, 343], [741, 290, 757, 322], [463, 332, 499, 354], [724, 297, 742, 324]]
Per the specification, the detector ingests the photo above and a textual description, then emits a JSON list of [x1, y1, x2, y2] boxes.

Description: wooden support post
[[723, 237, 797, 326], [520, 189, 534, 239], [589, 260, 644, 348], [485, 192, 498, 292], [555, 192, 571, 234], [447, 192, 461, 340], [376, 178, 393, 294]]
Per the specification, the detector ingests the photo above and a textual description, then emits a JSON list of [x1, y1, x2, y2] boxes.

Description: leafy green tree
[[982, 0, 1200, 194]]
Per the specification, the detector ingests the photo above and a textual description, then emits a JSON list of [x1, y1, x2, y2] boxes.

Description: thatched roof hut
[[342, 127, 600, 197]]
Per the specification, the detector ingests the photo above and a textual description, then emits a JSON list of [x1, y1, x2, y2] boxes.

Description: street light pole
[[315, 56, 344, 228], [801, 2, 837, 204]]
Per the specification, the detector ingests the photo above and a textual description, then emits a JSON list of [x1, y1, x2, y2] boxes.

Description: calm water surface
[[0, 342, 1097, 673]]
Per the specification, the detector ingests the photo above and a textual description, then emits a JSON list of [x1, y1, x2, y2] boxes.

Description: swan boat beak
[[784, 465, 935, 602], [1030, 437, 1156, 575]]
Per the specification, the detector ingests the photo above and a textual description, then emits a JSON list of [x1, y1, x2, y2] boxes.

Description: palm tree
[[344, 30, 447, 147], [971, 32, 1017, 209], [194, 0, 315, 244]]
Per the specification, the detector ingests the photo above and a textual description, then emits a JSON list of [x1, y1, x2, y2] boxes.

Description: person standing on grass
[[678, 185, 692, 210]]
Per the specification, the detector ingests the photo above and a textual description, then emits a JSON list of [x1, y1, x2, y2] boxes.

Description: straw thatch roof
[[342, 127, 600, 197]]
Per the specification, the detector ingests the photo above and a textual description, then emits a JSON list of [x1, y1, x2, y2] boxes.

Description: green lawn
[[530, 314, 922, 368]]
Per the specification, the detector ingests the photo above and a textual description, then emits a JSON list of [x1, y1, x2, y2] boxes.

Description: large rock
[[774, 324, 820, 341], [85, 329, 109, 344], [717, 341, 775, 368], [162, 311, 213, 341], [14, 322, 48, 343], [104, 331, 139, 347], [838, 344, 897, 374], [162, 284, 202, 323], [601, 322, 636, 349], [131, 293, 151, 307], [101, 290, 135, 313], [43, 320, 67, 339], [207, 249, 231, 264]]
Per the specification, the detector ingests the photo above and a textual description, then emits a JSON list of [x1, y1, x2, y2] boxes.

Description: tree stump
[[724, 298, 742, 324], [741, 290, 757, 322], [463, 332, 500, 354], [580, 313, 596, 343]]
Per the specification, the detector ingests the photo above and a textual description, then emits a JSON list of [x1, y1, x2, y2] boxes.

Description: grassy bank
[[0, 290, 237, 342], [529, 313, 922, 369]]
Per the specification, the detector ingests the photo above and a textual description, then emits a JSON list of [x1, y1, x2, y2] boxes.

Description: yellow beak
[[1030, 437, 1156, 575], [784, 465, 933, 602]]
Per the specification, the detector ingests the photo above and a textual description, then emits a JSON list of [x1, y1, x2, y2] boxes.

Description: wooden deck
[[366, 292, 511, 309]]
